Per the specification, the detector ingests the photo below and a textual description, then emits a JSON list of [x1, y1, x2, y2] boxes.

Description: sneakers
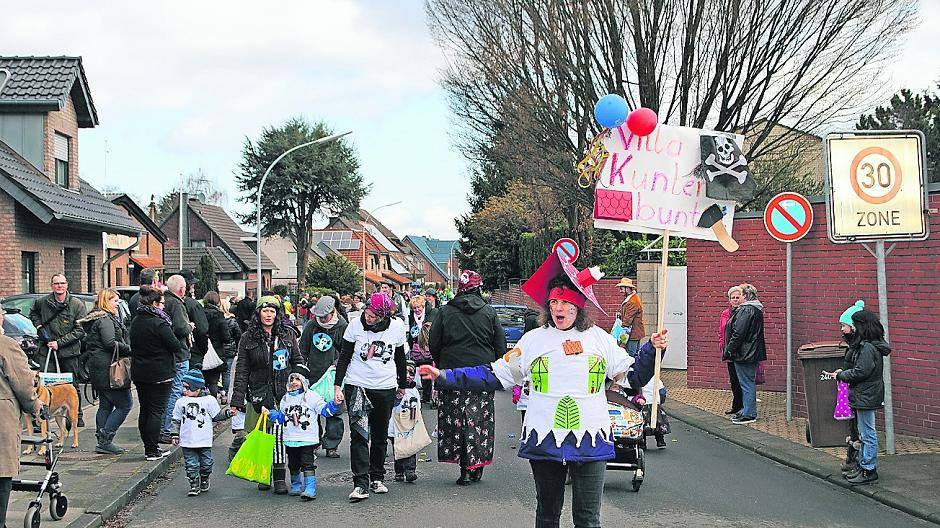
[[405, 471, 417, 483], [145, 450, 171, 461], [369, 480, 389, 494], [731, 415, 757, 425], [187, 476, 200, 497], [325, 449, 340, 458], [200, 475, 210, 492], [724, 408, 742, 415], [846, 468, 878, 485], [348, 486, 369, 502]]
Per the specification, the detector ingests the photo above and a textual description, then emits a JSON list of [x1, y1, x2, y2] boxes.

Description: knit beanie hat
[[839, 300, 865, 326], [181, 369, 205, 390], [256, 295, 281, 311]]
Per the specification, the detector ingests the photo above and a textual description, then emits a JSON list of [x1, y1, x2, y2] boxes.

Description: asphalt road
[[123, 393, 931, 528]]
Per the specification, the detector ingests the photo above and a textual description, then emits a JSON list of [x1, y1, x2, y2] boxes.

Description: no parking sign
[[764, 192, 813, 243]]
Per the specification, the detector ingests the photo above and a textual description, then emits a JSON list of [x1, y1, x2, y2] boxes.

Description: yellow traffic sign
[[825, 131, 928, 242]]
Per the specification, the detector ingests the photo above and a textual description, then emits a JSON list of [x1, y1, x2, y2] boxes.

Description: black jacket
[[723, 301, 767, 364], [203, 304, 233, 361], [837, 339, 890, 410], [163, 291, 192, 362], [231, 319, 303, 412], [79, 310, 131, 391], [429, 291, 506, 369], [185, 296, 210, 368], [299, 314, 348, 382], [225, 317, 242, 359], [129, 309, 181, 384]]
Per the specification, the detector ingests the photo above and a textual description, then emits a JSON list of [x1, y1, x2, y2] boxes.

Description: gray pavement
[[121, 392, 932, 528]]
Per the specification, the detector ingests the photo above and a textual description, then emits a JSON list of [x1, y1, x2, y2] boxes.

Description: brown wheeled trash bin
[[798, 342, 853, 447]]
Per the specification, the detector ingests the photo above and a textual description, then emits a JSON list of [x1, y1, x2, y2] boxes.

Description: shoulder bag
[[109, 342, 132, 389]]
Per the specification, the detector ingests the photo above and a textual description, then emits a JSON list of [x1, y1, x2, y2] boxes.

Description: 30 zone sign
[[825, 131, 928, 243]]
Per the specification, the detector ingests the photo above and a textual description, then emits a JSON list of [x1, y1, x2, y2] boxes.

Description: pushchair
[[13, 407, 70, 528], [605, 388, 647, 492]]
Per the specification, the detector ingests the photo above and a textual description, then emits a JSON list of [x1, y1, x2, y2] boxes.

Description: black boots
[[456, 468, 471, 486], [846, 468, 878, 485], [95, 432, 124, 455], [272, 464, 289, 494], [469, 467, 483, 482]]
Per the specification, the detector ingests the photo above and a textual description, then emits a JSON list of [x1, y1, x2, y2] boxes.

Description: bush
[[601, 236, 686, 277], [304, 254, 362, 296], [272, 285, 289, 297]]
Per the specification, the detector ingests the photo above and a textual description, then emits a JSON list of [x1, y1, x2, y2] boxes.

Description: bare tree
[[429, 0, 918, 219]]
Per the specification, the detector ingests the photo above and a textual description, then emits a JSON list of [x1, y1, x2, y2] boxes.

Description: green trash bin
[[798, 342, 853, 448]]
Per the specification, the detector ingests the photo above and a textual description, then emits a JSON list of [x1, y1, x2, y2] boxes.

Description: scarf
[[137, 304, 172, 326], [346, 385, 373, 440], [360, 312, 391, 333], [318, 312, 339, 330], [413, 311, 425, 328]]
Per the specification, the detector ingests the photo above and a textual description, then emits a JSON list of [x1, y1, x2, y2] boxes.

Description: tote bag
[[310, 367, 337, 402], [226, 413, 276, 484], [109, 343, 132, 389], [391, 406, 431, 460], [202, 340, 224, 371]]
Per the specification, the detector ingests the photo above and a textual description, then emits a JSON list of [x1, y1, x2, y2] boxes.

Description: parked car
[[1, 308, 40, 367], [2, 292, 130, 324], [115, 286, 139, 306], [492, 304, 529, 348]]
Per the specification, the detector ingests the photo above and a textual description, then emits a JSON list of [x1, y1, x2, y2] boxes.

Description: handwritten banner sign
[[593, 124, 738, 241]]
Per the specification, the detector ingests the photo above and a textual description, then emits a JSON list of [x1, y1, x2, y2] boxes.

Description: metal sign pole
[[875, 240, 896, 454], [786, 242, 793, 421]]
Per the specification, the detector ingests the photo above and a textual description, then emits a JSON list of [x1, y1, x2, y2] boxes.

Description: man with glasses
[[30, 274, 89, 426]]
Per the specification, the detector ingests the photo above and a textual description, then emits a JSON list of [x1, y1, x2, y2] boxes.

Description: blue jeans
[[162, 360, 189, 435], [856, 409, 878, 470], [735, 361, 758, 419], [182, 447, 214, 477], [95, 388, 133, 437], [626, 340, 640, 357]]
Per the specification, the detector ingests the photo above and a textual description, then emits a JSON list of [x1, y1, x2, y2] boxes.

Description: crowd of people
[[1, 257, 890, 527]]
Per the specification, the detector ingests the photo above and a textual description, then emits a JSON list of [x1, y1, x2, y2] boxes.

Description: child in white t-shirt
[[171, 370, 231, 496], [279, 365, 340, 501]]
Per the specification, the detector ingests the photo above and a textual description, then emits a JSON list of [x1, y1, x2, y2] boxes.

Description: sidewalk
[[662, 369, 940, 525], [9, 393, 186, 528]]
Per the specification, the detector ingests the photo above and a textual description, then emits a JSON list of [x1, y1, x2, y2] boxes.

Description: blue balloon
[[594, 94, 629, 128]]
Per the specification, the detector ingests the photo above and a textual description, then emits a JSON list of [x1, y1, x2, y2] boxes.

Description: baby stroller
[[13, 407, 69, 528], [605, 388, 647, 492]]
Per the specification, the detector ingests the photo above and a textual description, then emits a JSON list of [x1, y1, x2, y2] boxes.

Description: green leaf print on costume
[[587, 356, 606, 394], [553, 396, 581, 429], [530, 356, 549, 393]]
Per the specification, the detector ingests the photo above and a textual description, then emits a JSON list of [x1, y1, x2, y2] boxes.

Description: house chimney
[[148, 194, 157, 221]]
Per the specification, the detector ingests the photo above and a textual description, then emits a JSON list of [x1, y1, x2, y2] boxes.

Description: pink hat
[[367, 292, 395, 318], [457, 270, 483, 292], [522, 251, 606, 314]]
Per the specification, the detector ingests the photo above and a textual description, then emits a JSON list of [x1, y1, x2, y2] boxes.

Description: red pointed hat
[[521, 250, 607, 315]]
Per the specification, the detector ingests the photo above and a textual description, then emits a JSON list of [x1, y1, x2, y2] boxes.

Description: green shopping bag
[[226, 412, 275, 484], [310, 367, 337, 402]]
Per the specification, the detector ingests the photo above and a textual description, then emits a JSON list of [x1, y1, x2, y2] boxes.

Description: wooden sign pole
[[650, 230, 669, 429]]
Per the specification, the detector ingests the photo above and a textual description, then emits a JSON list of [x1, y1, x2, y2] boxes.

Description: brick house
[[403, 235, 460, 288], [105, 194, 166, 286], [161, 197, 275, 298], [0, 56, 141, 295], [260, 234, 344, 292], [685, 186, 940, 439]]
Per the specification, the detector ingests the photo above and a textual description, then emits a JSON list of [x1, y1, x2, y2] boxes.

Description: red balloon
[[627, 107, 658, 137]]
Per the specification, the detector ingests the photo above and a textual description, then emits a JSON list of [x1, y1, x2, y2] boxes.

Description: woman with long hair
[[202, 291, 233, 399], [420, 251, 664, 528], [825, 302, 890, 485], [80, 288, 133, 455]]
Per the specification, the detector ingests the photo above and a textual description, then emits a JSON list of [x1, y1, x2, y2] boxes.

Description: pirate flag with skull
[[697, 133, 756, 202]]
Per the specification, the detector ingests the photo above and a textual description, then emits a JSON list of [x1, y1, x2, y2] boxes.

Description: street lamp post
[[256, 131, 352, 298], [448, 240, 459, 292], [359, 201, 402, 293]]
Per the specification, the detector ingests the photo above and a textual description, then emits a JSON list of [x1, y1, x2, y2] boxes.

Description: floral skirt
[[437, 389, 495, 470]]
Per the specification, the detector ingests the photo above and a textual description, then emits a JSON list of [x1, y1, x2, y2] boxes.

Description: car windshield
[[495, 306, 526, 327], [3, 313, 37, 335], [2, 298, 34, 314]]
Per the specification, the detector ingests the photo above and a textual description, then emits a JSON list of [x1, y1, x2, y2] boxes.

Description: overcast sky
[[1, 1, 937, 240]]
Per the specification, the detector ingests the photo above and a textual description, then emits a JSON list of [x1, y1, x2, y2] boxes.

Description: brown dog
[[22, 376, 80, 455]]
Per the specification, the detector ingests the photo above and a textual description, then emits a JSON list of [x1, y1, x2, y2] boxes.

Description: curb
[[667, 401, 940, 526]]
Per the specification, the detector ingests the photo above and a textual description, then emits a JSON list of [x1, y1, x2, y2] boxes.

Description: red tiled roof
[[364, 271, 384, 285], [130, 254, 164, 269]]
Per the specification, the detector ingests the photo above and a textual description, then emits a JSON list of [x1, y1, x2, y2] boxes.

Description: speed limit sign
[[825, 131, 928, 242]]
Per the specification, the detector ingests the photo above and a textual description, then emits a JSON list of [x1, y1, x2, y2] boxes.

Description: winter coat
[[162, 291, 192, 362], [0, 335, 38, 477], [224, 316, 242, 359], [185, 296, 210, 368], [618, 293, 646, 341], [723, 301, 767, 364], [203, 304, 233, 361], [299, 313, 348, 383], [29, 293, 88, 360], [837, 339, 890, 410], [407, 307, 438, 349], [429, 290, 506, 369], [231, 319, 303, 412], [129, 309, 181, 384], [78, 310, 132, 391], [718, 307, 732, 357]]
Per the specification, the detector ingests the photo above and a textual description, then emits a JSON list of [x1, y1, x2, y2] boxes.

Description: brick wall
[[1, 195, 103, 297], [161, 209, 215, 249], [687, 190, 940, 439], [43, 97, 80, 190]]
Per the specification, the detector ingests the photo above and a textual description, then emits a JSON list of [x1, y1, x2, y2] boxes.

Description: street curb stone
[[667, 400, 940, 526]]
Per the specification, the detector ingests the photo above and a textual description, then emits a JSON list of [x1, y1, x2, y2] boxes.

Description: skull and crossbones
[[704, 135, 749, 184]]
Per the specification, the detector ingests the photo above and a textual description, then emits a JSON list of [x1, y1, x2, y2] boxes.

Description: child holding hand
[[171, 370, 232, 496]]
